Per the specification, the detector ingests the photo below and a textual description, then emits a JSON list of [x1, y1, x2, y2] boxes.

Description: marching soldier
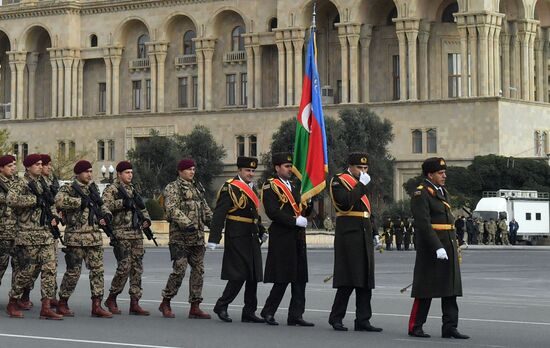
[[403, 217, 413, 251], [486, 219, 497, 245], [393, 217, 404, 251], [382, 217, 393, 251], [260, 153, 314, 327], [328, 153, 382, 332], [0, 155, 19, 298], [6, 154, 62, 319], [208, 156, 266, 324], [103, 161, 151, 316], [158, 158, 212, 319], [55, 160, 113, 318], [408, 157, 468, 339]]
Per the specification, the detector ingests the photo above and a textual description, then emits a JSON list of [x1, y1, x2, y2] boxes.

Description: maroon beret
[[116, 161, 132, 173], [23, 154, 42, 168], [73, 160, 92, 175], [0, 155, 16, 167], [40, 154, 52, 165], [178, 158, 195, 171]]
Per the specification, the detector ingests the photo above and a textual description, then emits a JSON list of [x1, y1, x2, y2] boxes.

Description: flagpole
[[311, 1, 317, 64]]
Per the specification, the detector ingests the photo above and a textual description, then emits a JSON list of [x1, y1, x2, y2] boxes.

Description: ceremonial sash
[[339, 174, 371, 213], [229, 180, 260, 210], [272, 179, 301, 217]]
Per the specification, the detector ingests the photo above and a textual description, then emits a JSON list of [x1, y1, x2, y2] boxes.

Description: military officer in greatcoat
[[208, 157, 266, 324], [260, 152, 314, 327], [407, 157, 469, 339], [328, 153, 382, 332]]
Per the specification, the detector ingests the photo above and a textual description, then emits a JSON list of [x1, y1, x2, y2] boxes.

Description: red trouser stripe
[[408, 298, 420, 333]]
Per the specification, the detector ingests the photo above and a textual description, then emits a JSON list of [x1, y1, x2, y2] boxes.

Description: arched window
[[137, 34, 150, 58], [183, 30, 196, 55], [387, 6, 398, 25], [231, 26, 245, 52], [441, 2, 459, 23], [427, 129, 437, 153], [90, 34, 98, 47], [412, 129, 423, 154], [269, 17, 278, 32]]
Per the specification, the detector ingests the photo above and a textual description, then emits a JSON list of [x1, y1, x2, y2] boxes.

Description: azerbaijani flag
[[292, 30, 328, 203]]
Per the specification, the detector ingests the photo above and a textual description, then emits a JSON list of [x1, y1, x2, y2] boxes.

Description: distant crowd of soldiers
[[453, 215, 519, 246]]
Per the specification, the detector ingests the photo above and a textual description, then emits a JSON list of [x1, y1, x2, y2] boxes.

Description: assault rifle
[[117, 184, 158, 246], [71, 181, 116, 242], [27, 180, 64, 244]]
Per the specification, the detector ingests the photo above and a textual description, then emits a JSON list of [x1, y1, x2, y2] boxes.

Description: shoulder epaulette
[[426, 186, 436, 196], [416, 185, 424, 190]]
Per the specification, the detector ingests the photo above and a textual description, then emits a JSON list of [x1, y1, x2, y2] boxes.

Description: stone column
[[487, 24, 495, 96], [110, 49, 122, 115], [195, 40, 205, 110], [528, 25, 537, 101], [512, 29, 522, 99], [477, 18, 490, 97], [518, 21, 531, 100], [71, 57, 79, 117], [253, 44, 262, 108], [396, 30, 408, 100], [245, 45, 254, 109], [77, 59, 84, 116], [544, 28, 550, 102], [202, 39, 215, 111], [275, 31, 286, 106], [48, 50, 58, 117], [360, 26, 372, 103], [337, 27, 349, 104], [15, 57, 26, 119], [284, 38, 294, 105], [26, 52, 39, 119], [347, 27, 360, 103], [458, 25, 469, 97], [155, 43, 168, 112], [467, 22, 478, 96], [493, 15, 503, 96], [501, 33, 511, 98], [147, 45, 157, 113], [56, 57, 64, 117], [63, 52, 74, 117], [103, 53, 112, 115], [8, 54, 17, 118], [292, 30, 305, 106], [406, 29, 418, 100], [535, 34, 544, 102]]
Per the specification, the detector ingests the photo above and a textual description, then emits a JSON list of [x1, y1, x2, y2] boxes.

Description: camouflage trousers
[[108, 239, 145, 298], [487, 233, 495, 245], [59, 246, 104, 299], [0, 239, 18, 288], [501, 231, 510, 245], [29, 240, 59, 295], [9, 244, 57, 300], [162, 243, 205, 303]]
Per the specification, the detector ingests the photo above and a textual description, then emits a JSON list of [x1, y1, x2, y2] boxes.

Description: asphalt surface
[[0, 247, 548, 348]]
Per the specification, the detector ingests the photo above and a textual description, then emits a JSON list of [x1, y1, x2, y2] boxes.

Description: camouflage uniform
[[55, 180, 110, 299], [162, 177, 212, 303], [0, 174, 19, 288], [486, 220, 497, 245], [498, 219, 510, 245], [7, 173, 57, 300], [102, 181, 150, 298]]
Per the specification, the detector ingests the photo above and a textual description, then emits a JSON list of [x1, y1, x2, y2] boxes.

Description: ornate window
[[183, 30, 196, 55], [97, 140, 105, 161], [90, 34, 98, 47], [412, 129, 423, 154], [137, 34, 149, 58], [427, 129, 437, 153], [231, 26, 245, 52]]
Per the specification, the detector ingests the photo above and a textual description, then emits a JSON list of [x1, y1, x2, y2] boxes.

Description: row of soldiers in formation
[[455, 216, 514, 246], [381, 217, 415, 251], [0, 152, 468, 339]]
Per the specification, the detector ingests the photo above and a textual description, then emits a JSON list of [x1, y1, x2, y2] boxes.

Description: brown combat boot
[[40, 299, 63, 320], [189, 301, 211, 319], [158, 297, 175, 318], [50, 297, 59, 308], [6, 297, 24, 318], [129, 296, 150, 316], [56, 297, 75, 317], [17, 288, 33, 310], [91, 297, 112, 318], [104, 293, 122, 315]]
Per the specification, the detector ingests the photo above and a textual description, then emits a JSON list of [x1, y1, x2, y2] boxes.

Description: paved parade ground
[[0, 248, 548, 348]]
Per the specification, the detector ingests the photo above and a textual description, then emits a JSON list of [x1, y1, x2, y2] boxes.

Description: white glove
[[295, 216, 308, 228], [359, 172, 371, 185], [260, 234, 268, 243], [374, 235, 380, 244], [436, 248, 448, 260], [207, 242, 217, 250]]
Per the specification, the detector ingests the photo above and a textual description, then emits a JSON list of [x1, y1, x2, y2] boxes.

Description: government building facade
[[1, 0, 550, 200]]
